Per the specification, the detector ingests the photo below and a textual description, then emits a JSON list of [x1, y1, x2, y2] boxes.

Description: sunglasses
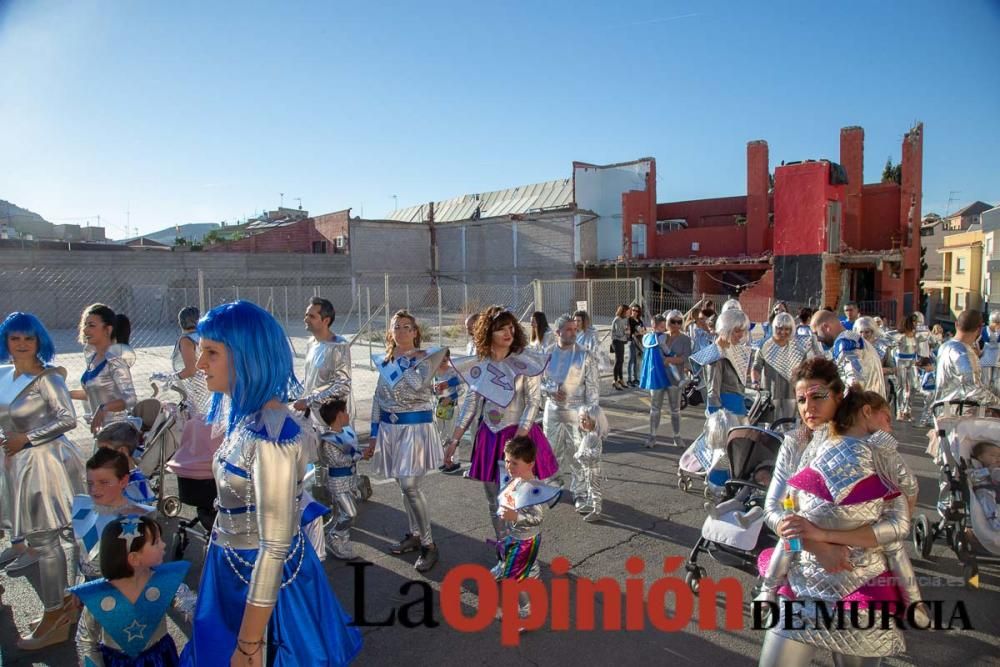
[[668, 319, 683, 324]]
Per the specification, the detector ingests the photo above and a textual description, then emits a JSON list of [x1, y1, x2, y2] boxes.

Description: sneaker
[[5, 549, 39, 576], [326, 534, 356, 560], [672, 436, 684, 448], [389, 533, 421, 555], [439, 462, 463, 475], [644, 437, 655, 449], [583, 509, 602, 523], [414, 544, 439, 572]]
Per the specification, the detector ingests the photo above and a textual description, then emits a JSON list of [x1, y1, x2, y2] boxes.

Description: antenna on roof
[[279, 193, 284, 208], [295, 197, 302, 210]]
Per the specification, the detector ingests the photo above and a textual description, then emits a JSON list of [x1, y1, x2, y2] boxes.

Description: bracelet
[[237, 638, 264, 656]]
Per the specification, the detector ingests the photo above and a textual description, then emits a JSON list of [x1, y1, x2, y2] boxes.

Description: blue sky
[[1, 0, 998, 238]]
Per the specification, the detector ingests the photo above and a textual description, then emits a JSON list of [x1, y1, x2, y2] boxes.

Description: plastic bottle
[[783, 494, 803, 552]]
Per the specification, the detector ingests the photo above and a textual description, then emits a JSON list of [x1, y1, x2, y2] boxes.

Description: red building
[[601, 124, 923, 325], [205, 209, 351, 254]]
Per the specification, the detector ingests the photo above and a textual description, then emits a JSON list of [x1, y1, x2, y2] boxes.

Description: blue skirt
[[181, 535, 362, 666], [639, 352, 670, 390], [706, 392, 747, 416], [101, 634, 178, 667]]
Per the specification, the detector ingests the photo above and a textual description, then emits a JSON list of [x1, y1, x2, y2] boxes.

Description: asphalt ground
[[2, 379, 999, 666]]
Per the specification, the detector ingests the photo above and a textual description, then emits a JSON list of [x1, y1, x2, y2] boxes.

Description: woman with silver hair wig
[[980, 310, 1000, 393], [643, 310, 692, 448], [752, 312, 815, 423], [720, 298, 743, 313]]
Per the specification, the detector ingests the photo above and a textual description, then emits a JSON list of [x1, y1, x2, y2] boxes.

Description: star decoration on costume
[[118, 516, 143, 551], [123, 619, 147, 642]]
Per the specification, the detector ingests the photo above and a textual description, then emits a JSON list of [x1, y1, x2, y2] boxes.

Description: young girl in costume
[[72, 516, 196, 666], [493, 436, 560, 620], [181, 300, 361, 666]]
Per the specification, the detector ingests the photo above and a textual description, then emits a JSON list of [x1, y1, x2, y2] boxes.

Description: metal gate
[[533, 278, 642, 325]]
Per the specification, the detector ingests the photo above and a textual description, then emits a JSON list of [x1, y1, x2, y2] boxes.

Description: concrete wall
[[349, 219, 431, 277]]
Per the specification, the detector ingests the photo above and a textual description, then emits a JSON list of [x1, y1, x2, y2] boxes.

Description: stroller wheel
[[912, 514, 933, 559], [160, 496, 182, 518], [170, 529, 189, 561], [685, 567, 705, 594], [357, 475, 373, 502], [677, 476, 691, 492]]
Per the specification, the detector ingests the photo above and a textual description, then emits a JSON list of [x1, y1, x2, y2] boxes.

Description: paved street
[[2, 370, 999, 666]]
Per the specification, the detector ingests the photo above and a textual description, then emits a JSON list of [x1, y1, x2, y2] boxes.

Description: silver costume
[[212, 407, 310, 606], [890, 333, 923, 417], [752, 336, 813, 423], [0, 365, 85, 611], [979, 327, 1000, 394], [759, 428, 921, 663], [649, 333, 692, 444], [541, 343, 599, 503], [575, 431, 603, 516], [577, 327, 611, 371], [80, 350, 137, 426], [319, 427, 363, 559], [370, 348, 446, 547], [301, 335, 352, 410], [932, 339, 1000, 412], [832, 331, 885, 397], [454, 351, 548, 538]]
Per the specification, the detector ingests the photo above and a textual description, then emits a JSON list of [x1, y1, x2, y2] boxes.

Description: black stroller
[[684, 425, 782, 592]]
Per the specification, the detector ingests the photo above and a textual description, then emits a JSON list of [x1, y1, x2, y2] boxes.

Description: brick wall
[[206, 211, 350, 254]]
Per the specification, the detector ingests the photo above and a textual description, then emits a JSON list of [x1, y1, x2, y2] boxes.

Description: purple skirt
[[468, 422, 558, 483]]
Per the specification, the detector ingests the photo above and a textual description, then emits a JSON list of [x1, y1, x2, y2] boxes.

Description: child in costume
[[639, 315, 671, 449], [970, 441, 1000, 530], [434, 349, 464, 474], [318, 398, 366, 559], [706, 462, 773, 527], [73, 449, 154, 581], [72, 515, 196, 666], [492, 436, 561, 619], [95, 422, 157, 507], [575, 404, 608, 523]]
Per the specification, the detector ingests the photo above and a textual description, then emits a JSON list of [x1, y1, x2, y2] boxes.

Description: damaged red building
[[593, 124, 923, 325]]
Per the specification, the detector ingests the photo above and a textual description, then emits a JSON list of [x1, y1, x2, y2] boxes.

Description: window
[[311, 240, 327, 254], [956, 256, 966, 274], [956, 292, 966, 309], [630, 223, 647, 258], [826, 201, 842, 253], [988, 237, 994, 258], [656, 219, 687, 235]]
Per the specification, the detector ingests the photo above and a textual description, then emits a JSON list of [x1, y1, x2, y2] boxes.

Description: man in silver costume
[[811, 310, 885, 397], [933, 309, 1000, 413], [540, 314, 599, 508], [979, 310, 1000, 394], [294, 297, 352, 420]]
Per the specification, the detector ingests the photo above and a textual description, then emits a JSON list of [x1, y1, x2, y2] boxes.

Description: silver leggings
[[483, 481, 503, 539], [325, 490, 358, 540], [649, 387, 682, 437], [896, 361, 916, 414], [397, 476, 434, 546], [759, 631, 882, 667], [25, 529, 68, 611]]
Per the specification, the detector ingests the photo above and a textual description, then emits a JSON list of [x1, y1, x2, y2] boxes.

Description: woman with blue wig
[[181, 301, 361, 667], [0, 311, 86, 650]]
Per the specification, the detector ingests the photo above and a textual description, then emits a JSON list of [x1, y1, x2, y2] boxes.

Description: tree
[[881, 157, 902, 185], [174, 236, 187, 246]]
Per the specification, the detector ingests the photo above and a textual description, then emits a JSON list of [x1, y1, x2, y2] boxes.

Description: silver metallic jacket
[[369, 350, 439, 426], [456, 363, 542, 434], [81, 351, 137, 424], [0, 365, 77, 446], [753, 336, 813, 395], [301, 335, 352, 408], [832, 331, 885, 397], [980, 328, 1000, 368], [932, 339, 1000, 407], [171, 332, 211, 416], [541, 343, 599, 410], [764, 427, 916, 657], [499, 479, 545, 541], [212, 407, 309, 606]]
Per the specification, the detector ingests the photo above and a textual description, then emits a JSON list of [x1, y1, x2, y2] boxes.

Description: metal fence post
[[384, 273, 390, 331], [463, 283, 469, 313], [437, 284, 443, 347], [197, 269, 205, 313], [406, 284, 410, 312], [586, 279, 594, 314], [284, 286, 289, 325]]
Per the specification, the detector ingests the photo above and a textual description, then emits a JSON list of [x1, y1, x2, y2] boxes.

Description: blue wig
[[1, 312, 57, 363], [197, 300, 301, 435]]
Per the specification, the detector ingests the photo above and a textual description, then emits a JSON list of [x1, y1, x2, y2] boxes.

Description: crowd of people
[[1, 294, 998, 666]]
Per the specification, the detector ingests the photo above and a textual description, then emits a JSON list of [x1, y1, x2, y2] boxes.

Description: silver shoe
[[0, 545, 24, 569], [583, 509, 603, 523], [415, 544, 439, 572], [5, 550, 39, 576]]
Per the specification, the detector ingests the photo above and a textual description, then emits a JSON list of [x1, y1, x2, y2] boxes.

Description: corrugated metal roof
[[385, 178, 574, 223]]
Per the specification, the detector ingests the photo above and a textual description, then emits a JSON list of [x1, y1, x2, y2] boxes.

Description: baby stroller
[[914, 401, 1000, 587], [683, 425, 782, 593], [133, 384, 185, 516]]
